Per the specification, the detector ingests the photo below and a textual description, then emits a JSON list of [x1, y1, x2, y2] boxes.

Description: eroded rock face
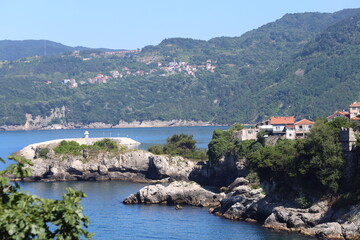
[[189, 154, 249, 186], [211, 177, 265, 220], [263, 201, 330, 230], [205, 177, 360, 239], [307, 222, 343, 239], [260, 201, 360, 239], [123, 181, 224, 207], [19, 146, 195, 182]]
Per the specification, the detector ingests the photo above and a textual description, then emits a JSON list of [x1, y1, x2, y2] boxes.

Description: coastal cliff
[[209, 177, 360, 240], [16, 138, 195, 182]]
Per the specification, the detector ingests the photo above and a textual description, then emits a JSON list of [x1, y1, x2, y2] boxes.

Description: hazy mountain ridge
[[0, 40, 120, 61]]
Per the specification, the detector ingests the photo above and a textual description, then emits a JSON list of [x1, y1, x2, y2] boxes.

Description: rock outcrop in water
[[123, 181, 224, 207], [16, 139, 195, 182]]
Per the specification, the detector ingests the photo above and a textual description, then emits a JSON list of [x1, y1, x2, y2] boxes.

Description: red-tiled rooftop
[[270, 116, 294, 125], [326, 111, 350, 119], [295, 119, 315, 125], [349, 102, 360, 107]]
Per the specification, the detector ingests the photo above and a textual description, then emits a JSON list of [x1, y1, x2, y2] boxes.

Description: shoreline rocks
[[125, 176, 360, 240], [123, 181, 225, 207]]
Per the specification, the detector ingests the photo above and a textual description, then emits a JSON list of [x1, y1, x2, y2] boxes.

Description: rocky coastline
[[1, 117, 218, 131], [16, 140, 360, 239]]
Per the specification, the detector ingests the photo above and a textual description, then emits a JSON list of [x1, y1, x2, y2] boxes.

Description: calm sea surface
[[0, 127, 313, 239]]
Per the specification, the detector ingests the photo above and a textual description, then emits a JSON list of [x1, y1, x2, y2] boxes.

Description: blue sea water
[[0, 127, 313, 239]]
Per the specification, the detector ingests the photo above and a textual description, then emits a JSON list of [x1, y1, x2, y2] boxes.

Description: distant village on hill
[[57, 50, 216, 88]]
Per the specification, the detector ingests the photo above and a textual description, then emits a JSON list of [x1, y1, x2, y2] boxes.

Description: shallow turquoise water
[[1, 127, 313, 239]]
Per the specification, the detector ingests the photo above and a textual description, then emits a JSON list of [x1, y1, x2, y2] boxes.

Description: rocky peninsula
[[15, 136, 360, 239], [16, 137, 195, 182]]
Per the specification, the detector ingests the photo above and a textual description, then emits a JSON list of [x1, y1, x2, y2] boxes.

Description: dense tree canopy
[[148, 134, 206, 161], [208, 118, 357, 198]]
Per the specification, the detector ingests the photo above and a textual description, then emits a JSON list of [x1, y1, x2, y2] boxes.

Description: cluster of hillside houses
[[237, 102, 360, 141]]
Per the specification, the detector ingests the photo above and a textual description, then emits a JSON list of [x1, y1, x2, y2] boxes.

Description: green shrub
[[163, 134, 196, 154], [93, 138, 118, 151], [54, 141, 83, 155], [38, 148, 49, 158], [246, 171, 260, 184], [207, 130, 233, 163], [229, 123, 244, 132], [148, 145, 164, 155], [295, 197, 312, 209], [148, 134, 205, 161], [54, 139, 123, 156]]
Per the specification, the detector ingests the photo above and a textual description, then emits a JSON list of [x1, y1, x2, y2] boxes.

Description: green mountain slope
[[254, 11, 360, 120], [1, 8, 360, 126]]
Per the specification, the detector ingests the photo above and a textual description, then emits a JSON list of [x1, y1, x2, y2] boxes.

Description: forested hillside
[[254, 11, 360, 120], [1, 9, 360, 127]]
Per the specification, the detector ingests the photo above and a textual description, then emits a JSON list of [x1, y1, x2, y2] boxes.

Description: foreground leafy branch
[[0, 156, 93, 240]]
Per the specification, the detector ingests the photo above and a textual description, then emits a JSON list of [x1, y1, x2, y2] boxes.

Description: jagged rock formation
[[189, 153, 248, 186], [210, 178, 360, 239], [211, 177, 265, 220], [16, 140, 195, 182], [124, 174, 360, 239], [123, 181, 224, 207]]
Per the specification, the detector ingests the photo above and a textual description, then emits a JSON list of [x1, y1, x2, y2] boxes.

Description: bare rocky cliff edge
[[15, 139, 360, 239], [0, 110, 216, 131]]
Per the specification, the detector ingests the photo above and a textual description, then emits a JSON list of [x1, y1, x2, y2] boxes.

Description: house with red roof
[[269, 116, 295, 136], [326, 102, 360, 122], [327, 111, 350, 121], [349, 102, 360, 119], [295, 119, 315, 138], [255, 116, 315, 140]]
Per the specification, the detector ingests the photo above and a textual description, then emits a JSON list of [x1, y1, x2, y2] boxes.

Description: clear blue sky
[[1, 0, 359, 50]]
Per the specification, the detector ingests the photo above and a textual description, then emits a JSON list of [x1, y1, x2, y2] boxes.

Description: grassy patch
[[53, 139, 127, 157]]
